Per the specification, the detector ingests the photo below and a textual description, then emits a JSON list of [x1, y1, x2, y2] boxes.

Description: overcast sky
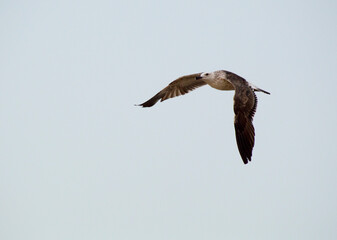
[[1, 0, 337, 239]]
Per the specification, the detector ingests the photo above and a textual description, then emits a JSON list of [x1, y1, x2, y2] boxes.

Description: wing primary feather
[[137, 73, 206, 107], [137, 91, 164, 107], [234, 111, 255, 164]]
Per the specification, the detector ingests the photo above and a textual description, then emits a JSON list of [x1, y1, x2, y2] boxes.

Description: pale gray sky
[[1, 0, 337, 239]]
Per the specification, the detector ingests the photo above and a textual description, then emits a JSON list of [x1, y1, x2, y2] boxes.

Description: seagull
[[137, 70, 270, 164]]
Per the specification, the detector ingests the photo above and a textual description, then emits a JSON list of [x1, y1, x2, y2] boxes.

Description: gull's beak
[[196, 75, 203, 80]]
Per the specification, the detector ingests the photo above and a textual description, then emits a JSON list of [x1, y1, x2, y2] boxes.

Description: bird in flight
[[137, 70, 270, 164]]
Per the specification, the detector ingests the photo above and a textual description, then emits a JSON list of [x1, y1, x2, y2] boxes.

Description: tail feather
[[248, 82, 270, 95], [255, 87, 270, 95]]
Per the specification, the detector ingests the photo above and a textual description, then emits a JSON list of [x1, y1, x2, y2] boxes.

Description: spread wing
[[233, 89, 257, 164], [137, 73, 207, 107]]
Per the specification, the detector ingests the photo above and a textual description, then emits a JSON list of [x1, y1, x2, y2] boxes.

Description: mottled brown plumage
[[138, 73, 206, 107], [226, 72, 258, 163], [137, 70, 270, 164]]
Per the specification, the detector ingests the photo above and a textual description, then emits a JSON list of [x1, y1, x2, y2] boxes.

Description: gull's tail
[[248, 82, 270, 95]]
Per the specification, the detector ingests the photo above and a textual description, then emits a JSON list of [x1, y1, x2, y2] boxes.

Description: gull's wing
[[225, 72, 257, 164], [137, 73, 207, 107], [233, 89, 257, 164]]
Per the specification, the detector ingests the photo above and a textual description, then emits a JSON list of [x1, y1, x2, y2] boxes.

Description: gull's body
[[138, 70, 270, 164]]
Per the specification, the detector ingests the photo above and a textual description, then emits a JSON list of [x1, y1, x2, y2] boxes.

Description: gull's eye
[[205, 73, 209, 76]]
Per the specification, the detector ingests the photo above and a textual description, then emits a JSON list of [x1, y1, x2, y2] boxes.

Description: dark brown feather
[[138, 73, 206, 107], [230, 80, 257, 164], [234, 112, 255, 164]]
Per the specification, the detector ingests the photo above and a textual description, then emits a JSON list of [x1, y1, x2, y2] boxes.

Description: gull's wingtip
[[135, 102, 152, 108], [242, 156, 251, 164]]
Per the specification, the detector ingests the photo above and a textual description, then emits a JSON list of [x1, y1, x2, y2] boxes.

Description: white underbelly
[[206, 79, 234, 91]]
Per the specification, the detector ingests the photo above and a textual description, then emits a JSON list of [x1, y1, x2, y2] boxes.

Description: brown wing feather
[[234, 112, 255, 164], [138, 73, 206, 107], [233, 89, 257, 164], [248, 92, 258, 120]]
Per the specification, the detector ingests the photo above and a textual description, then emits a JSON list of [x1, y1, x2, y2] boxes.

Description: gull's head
[[196, 71, 215, 81], [196, 70, 227, 80], [199, 72, 213, 80]]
